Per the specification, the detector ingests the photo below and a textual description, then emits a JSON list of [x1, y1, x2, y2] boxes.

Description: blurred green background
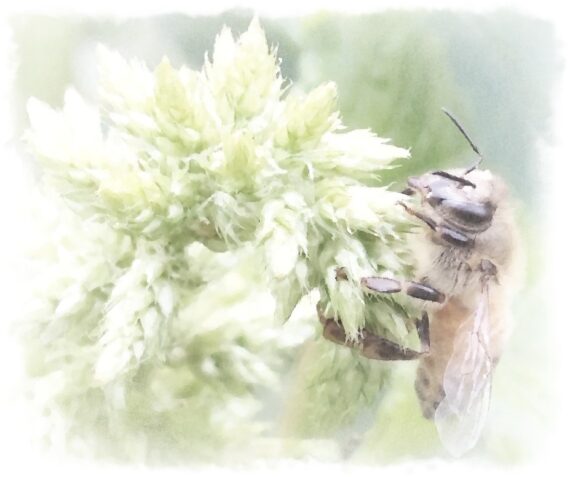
[[10, 10, 559, 200], [8, 8, 561, 464]]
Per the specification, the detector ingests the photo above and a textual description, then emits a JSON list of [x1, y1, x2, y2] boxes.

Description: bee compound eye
[[427, 195, 443, 208], [441, 199, 494, 226]]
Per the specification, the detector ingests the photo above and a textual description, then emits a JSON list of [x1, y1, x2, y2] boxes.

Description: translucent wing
[[434, 284, 493, 457]]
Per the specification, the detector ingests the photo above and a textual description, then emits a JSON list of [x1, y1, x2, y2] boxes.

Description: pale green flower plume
[[23, 18, 417, 462]]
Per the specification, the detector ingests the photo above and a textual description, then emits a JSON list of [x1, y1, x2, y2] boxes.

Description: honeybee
[[318, 109, 520, 456]]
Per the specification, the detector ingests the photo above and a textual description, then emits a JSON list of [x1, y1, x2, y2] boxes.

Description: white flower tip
[[54, 286, 86, 319], [94, 345, 131, 384], [157, 284, 175, 317], [212, 26, 236, 64], [243, 16, 265, 43], [26, 97, 53, 128]]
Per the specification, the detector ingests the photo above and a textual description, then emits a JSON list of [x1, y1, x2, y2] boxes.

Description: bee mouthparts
[[407, 176, 422, 190]]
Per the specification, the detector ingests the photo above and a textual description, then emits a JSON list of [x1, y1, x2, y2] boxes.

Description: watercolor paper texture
[[0, 2, 567, 474]]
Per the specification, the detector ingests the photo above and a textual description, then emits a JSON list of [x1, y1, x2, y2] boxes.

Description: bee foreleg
[[398, 201, 437, 230], [398, 202, 474, 247]]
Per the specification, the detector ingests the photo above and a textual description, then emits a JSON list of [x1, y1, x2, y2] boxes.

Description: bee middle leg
[[335, 263, 446, 305], [318, 307, 430, 361], [360, 276, 445, 304]]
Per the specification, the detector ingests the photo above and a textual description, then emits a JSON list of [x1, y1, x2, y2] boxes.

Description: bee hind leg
[[318, 306, 431, 361], [361, 311, 431, 360]]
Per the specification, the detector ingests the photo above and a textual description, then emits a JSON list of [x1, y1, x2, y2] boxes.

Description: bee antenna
[[441, 107, 483, 174]]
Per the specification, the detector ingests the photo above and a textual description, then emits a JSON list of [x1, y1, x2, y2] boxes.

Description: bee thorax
[[417, 243, 480, 301]]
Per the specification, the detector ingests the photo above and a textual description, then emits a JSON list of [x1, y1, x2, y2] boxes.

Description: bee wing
[[434, 285, 493, 457]]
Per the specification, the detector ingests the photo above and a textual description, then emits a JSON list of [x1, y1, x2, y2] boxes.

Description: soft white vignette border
[[0, 1, 567, 476]]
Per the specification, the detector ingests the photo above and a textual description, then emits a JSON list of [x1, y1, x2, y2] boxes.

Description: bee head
[[405, 169, 498, 233]]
